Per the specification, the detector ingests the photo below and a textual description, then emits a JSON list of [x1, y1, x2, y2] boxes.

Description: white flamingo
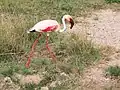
[[26, 15, 74, 68]]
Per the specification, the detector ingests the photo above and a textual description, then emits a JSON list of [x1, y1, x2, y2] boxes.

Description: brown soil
[[72, 9, 120, 90]]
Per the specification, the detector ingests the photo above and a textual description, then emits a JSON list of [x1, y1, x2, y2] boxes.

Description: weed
[[55, 33, 101, 71], [0, 64, 19, 77], [106, 65, 120, 77], [105, 0, 120, 3], [21, 83, 37, 90]]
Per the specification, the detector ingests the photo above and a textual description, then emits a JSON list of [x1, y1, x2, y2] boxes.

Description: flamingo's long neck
[[62, 17, 66, 31], [59, 17, 66, 32]]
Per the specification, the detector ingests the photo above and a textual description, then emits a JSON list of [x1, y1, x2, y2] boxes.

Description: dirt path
[[80, 52, 120, 90], [73, 9, 120, 48], [87, 9, 120, 49], [72, 9, 120, 90]]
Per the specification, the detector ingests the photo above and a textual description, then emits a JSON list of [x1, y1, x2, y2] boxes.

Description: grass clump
[[0, 64, 19, 77], [106, 65, 120, 77], [21, 83, 37, 90], [105, 0, 120, 3], [55, 33, 101, 71]]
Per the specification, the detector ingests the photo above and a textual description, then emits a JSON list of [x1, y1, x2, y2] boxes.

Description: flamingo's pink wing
[[33, 20, 59, 32], [42, 25, 58, 32]]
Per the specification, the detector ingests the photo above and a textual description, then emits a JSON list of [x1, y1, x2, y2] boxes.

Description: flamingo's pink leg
[[46, 34, 57, 62], [25, 32, 42, 68]]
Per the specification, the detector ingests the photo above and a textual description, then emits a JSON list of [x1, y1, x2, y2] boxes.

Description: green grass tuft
[[105, 0, 120, 3], [106, 65, 120, 77], [55, 33, 101, 71], [22, 83, 37, 90]]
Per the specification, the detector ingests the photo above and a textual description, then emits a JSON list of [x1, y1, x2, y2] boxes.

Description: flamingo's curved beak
[[69, 18, 74, 29]]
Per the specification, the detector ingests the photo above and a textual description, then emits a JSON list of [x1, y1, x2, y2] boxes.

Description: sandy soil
[[74, 9, 120, 48], [72, 9, 120, 90]]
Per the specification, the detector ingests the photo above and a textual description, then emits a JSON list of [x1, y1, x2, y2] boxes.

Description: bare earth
[[73, 9, 120, 90]]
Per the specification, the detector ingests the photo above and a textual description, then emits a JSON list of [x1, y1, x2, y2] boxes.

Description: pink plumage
[[29, 20, 60, 33], [26, 15, 74, 68]]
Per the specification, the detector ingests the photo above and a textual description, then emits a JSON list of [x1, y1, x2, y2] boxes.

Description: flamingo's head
[[63, 15, 74, 29]]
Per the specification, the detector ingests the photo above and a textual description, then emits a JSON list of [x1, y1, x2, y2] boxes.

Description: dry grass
[[0, 32, 101, 89], [0, 0, 106, 58], [0, 0, 103, 69]]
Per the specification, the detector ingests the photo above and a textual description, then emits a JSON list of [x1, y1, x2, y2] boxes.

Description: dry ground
[[72, 9, 120, 90]]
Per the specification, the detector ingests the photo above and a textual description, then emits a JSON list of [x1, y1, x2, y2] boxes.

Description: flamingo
[[26, 15, 74, 68]]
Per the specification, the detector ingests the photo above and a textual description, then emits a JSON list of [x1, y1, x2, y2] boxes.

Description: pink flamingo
[[26, 15, 74, 68]]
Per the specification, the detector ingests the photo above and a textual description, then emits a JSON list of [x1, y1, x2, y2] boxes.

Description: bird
[[26, 15, 74, 68]]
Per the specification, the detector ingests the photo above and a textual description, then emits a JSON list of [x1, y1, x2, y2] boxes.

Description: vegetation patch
[[55, 33, 101, 72], [105, 0, 120, 3], [106, 65, 120, 77]]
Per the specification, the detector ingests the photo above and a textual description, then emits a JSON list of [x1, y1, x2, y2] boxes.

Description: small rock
[[20, 74, 43, 85], [41, 86, 49, 90], [4, 77, 12, 84], [50, 81, 57, 87], [86, 32, 91, 35], [50, 80, 62, 88], [14, 73, 23, 80], [57, 81, 61, 85], [93, 16, 99, 20], [60, 72, 69, 78]]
